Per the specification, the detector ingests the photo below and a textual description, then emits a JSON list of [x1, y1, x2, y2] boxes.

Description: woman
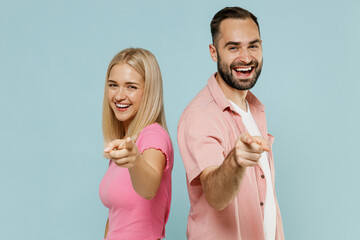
[[99, 48, 173, 240]]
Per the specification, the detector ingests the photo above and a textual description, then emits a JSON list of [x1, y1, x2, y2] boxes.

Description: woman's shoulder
[[136, 123, 172, 147], [139, 123, 169, 138], [137, 123, 173, 157]]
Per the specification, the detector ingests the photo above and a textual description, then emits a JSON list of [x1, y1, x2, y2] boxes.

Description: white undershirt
[[229, 100, 276, 240]]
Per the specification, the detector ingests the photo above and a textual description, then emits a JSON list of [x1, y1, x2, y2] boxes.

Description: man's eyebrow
[[224, 41, 241, 47], [249, 39, 261, 45], [224, 39, 261, 47]]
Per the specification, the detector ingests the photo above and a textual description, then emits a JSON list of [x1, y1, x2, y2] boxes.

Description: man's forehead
[[218, 18, 260, 44]]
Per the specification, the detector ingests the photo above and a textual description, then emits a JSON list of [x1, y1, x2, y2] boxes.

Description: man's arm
[[200, 134, 270, 211]]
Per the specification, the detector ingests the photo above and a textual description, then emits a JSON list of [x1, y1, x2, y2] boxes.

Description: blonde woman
[[99, 48, 173, 240]]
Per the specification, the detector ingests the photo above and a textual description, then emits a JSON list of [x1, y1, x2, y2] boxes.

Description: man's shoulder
[[179, 85, 223, 124]]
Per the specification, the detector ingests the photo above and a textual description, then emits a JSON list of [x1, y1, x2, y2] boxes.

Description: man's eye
[[249, 45, 258, 49], [229, 47, 237, 50], [108, 84, 117, 87]]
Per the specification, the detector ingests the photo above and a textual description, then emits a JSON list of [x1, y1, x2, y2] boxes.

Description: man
[[177, 7, 284, 240]]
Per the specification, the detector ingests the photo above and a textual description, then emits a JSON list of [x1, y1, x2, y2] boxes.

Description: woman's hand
[[104, 138, 140, 168], [103, 137, 166, 199]]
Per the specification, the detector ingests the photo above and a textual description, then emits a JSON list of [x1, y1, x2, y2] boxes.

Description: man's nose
[[237, 49, 252, 63]]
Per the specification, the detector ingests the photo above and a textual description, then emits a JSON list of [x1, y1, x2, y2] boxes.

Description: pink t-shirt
[[99, 123, 173, 240]]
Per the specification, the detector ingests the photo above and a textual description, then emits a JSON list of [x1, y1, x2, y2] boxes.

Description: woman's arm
[[104, 218, 109, 239], [104, 138, 166, 199], [128, 149, 165, 199]]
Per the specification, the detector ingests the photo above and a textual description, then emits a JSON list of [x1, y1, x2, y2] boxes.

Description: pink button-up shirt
[[177, 74, 284, 240]]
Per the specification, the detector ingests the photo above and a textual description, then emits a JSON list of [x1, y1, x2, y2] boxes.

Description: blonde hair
[[102, 48, 168, 144]]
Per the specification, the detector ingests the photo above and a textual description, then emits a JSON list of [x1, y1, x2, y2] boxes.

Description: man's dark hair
[[210, 7, 260, 46]]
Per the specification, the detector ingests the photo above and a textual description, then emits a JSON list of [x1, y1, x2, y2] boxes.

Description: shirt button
[[261, 175, 265, 179], [260, 202, 264, 206]]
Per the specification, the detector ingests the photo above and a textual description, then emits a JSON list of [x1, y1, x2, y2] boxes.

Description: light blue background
[[1, 0, 359, 239]]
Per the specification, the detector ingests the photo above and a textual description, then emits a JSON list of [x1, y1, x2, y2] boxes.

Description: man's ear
[[209, 44, 218, 62]]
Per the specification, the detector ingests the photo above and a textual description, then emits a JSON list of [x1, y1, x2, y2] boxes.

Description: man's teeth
[[115, 103, 130, 108], [235, 67, 252, 72]]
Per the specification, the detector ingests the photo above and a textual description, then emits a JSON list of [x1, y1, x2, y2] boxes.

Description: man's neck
[[215, 73, 248, 112]]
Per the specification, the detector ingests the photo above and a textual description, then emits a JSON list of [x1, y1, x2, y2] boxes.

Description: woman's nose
[[115, 88, 126, 101]]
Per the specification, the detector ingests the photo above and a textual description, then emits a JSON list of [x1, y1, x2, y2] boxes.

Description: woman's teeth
[[115, 103, 130, 108]]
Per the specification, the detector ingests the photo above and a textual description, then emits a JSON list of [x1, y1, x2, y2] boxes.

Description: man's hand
[[234, 134, 270, 168], [199, 134, 270, 211], [104, 137, 140, 168]]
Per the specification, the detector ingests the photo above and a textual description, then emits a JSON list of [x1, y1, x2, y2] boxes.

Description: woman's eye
[[128, 85, 137, 90]]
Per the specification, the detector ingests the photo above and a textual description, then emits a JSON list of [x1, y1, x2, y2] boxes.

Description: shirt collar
[[207, 73, 265, 112]]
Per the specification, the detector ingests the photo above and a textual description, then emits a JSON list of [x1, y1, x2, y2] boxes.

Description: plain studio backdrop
[[0, 0, 359, 239]]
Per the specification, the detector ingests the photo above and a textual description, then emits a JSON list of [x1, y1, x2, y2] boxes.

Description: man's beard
[[217, 53, 263, 91]]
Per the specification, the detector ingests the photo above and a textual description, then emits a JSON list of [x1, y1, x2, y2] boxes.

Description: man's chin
[[231, 78, 255, 90]]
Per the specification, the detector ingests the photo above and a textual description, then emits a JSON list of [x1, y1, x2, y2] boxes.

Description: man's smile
[[232, 66, 255, 78]]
